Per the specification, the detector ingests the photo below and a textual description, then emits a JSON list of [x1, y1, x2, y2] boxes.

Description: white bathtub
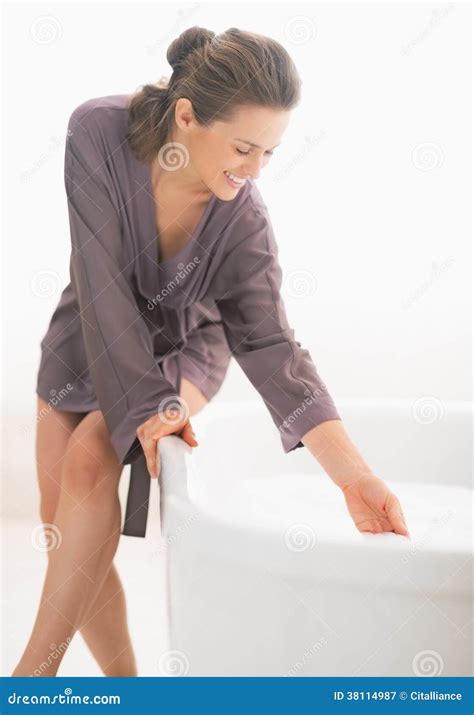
[[156, 398, 472, 677]]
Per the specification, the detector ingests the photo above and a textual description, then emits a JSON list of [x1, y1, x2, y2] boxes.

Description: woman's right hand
[[136, 402, 198, 480]]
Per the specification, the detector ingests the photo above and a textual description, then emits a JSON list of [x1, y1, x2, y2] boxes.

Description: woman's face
[[162, 99, 291, 201]]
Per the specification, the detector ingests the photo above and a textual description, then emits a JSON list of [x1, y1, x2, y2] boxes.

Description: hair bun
[[167, 26, 216, 70]]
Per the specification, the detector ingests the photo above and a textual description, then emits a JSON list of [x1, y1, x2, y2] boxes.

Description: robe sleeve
[[64, 103, 180, 464], [210, 200, 341, 453]]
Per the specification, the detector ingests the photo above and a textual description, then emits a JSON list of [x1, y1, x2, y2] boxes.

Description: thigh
[[63, 409, 123, 488], [36, 396, 86, 521], [36, 399, 122, 518], [160, 350, 217, 416], [180, 375, 208, 416], [57, 409, 123, 512]]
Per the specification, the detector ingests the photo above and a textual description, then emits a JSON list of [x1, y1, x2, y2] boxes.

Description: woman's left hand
[[341, 475, 410, 537]]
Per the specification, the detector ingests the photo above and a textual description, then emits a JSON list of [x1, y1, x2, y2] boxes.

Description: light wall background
[[2, 1, 471, 517]]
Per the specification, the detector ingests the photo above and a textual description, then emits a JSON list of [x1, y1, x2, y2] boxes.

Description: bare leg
[[13, 382, 208, 677], [12, 406, 126, 676], [79, 379, 207, 674], [31, 399, 138, 676]]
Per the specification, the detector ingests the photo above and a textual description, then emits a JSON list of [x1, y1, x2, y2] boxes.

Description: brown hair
[[126, 26, 302, 164]]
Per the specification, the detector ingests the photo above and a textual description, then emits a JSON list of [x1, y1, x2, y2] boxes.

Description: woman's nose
[[242, 154, 264, 180]]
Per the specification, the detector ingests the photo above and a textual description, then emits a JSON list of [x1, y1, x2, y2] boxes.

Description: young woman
[[13, 26, 409, 677]]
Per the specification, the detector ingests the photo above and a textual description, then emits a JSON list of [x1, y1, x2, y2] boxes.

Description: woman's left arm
[[211, 199, 410, 538], [301, 419, 410, 536]]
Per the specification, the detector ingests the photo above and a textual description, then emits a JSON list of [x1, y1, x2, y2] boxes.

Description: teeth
[[224, 170, 245, 184]]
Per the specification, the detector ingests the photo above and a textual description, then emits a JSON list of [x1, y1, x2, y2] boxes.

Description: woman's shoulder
[[68, 94, 130, 127], [65, 94, 130, 159], [63, 95, 132, 205]]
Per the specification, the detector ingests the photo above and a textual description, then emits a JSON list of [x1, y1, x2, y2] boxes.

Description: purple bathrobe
[[36, 94, 341, 537]]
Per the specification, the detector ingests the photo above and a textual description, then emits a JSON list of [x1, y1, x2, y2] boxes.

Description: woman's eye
[[235, 147, 274, 157]]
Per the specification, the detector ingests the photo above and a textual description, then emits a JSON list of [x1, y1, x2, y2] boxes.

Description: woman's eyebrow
[[234, 137, 281, 150]]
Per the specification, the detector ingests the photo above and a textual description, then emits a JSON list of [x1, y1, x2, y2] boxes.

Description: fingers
[[142, 433, 159, 480], [355, 516, 392, 534], [179, 420, 199, 447], [385, 493, 410, 537], [137, 413, 183, 479], [392, 513, 410, 537], [136, 412, 199, 480], [356, 514, 409, 536], [150, 422, 198, 478]]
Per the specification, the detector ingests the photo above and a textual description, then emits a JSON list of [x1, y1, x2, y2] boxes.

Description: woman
[[13, 26, 409, 677]]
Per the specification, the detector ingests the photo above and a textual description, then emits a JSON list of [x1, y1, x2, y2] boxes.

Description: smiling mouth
[[223, 170, 246, 186]]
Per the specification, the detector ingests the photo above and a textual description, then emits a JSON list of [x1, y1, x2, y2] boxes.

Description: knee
[[61, 433, 120, 503]]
